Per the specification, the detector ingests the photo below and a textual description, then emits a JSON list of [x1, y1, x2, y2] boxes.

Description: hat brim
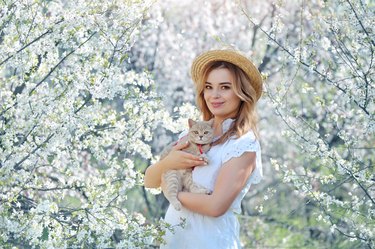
[[191, 49, 263, 101]]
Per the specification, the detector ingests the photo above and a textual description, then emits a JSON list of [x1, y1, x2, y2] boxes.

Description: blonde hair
[[195, 61, 259, 145]]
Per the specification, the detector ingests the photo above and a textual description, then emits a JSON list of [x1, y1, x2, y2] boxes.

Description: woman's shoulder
[[228, 130, 258, 146], [220, 130, 260, 163]]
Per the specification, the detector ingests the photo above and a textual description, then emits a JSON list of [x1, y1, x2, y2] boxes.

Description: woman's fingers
[[181, 150, 204, 161], [175, 151, 206, 167], [164, 141, 207, 169], [188, 159, 206, 166], [173, 141, 205, 161], [183, 153, 206, 166], [173, 141, 190, 150]]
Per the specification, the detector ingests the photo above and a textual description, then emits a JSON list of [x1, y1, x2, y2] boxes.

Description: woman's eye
[[205, 85, 212, 89], [222, 86, 230, 90]]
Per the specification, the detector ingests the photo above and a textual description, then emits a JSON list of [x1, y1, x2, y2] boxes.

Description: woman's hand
[[161, 141, 207, 171], [144, 141, 206, 188]]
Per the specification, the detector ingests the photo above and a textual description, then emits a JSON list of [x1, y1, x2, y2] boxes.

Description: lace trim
[[221, 132, 263, 184]]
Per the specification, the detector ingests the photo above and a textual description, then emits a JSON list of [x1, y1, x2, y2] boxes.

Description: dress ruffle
[[221, 131, 263, 185]]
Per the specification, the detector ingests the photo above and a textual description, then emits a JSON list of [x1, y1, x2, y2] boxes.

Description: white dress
[[160, 119, 263, 249]]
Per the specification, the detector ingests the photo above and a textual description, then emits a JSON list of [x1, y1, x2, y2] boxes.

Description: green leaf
[[41, 227, 49, 241]]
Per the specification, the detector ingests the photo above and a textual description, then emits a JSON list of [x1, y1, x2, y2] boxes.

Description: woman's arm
[[177, 151, 256, 217], [144, 142, 206, 188]]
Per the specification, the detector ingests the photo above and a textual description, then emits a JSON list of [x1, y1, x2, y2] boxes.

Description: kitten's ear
[[188, 119, 196, 128], [207, 118, 214, 127]]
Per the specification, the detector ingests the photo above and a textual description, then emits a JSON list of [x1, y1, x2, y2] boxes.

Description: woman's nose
[[212, 88, 220, 98]]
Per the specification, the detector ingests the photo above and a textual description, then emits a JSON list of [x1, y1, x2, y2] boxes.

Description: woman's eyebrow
[[205, 81, 232, 85]]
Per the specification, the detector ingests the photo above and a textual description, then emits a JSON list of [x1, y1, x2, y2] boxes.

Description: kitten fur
[[160, 119, 214, 211]]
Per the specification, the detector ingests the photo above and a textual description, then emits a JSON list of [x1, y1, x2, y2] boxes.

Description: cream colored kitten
[[160, 119, 214, 211]]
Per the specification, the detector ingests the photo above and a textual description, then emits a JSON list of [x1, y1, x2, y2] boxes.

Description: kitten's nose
[[199, 136, 203, 139]]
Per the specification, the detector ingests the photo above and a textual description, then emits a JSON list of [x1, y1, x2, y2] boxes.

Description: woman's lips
[[211, 102, 224, 108]]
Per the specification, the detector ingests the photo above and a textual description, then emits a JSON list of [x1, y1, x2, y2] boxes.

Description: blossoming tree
[[0, 0, 169, 248], [242, 0, 374, 247]]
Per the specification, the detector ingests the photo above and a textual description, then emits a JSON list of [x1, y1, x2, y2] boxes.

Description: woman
[[144, 49, 263, 249]]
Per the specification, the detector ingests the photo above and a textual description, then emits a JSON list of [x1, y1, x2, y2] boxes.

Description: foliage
[[0, 0, 170, 248]]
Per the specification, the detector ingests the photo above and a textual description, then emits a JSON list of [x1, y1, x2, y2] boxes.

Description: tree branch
[[29, 31, 97, 95], [13, 133, 55, 170], [0, 19, 63, 67], [345, 0, 375, 47]]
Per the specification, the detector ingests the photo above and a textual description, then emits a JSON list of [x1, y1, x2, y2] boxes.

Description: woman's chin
[[209, 110, 222, 116], [210, 112, 229, 119]]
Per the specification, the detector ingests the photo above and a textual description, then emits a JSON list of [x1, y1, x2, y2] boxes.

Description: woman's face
[[203, 68, 241, 120]]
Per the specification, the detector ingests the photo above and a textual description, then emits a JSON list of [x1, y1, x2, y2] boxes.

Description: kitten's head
[[188, 119, 214, 145]]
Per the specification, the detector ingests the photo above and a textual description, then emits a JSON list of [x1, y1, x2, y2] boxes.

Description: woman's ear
[[188, 119, 196, 128]]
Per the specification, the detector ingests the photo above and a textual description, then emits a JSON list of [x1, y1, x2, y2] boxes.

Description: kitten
[[160, 119, 214, 211]]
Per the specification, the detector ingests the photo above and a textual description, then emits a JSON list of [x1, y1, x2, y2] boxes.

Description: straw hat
[[191, 49, 263, 101]]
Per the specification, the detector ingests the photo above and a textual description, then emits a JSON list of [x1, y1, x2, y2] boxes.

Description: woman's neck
[[213, 117, 234, 136], [213, 124, 222, 137]]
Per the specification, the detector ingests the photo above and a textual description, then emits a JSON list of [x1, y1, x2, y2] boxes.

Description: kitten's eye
[[194, 131, 199, 134], [204, 131, 208, 134]]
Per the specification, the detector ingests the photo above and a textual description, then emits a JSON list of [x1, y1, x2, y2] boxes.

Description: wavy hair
[[195, 61, 259, 145]]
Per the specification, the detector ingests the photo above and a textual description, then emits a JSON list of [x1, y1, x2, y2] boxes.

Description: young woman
[[144, 49, 263, 249]]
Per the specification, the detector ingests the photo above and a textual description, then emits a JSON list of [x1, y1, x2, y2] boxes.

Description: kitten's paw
[[173, 202, 182, 211], [202, 188, 212, 195], [200, 155, 209, 164], [191, 187, 212, 195], [202, 158, 209, 164], [205, 189, 212, 195]]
